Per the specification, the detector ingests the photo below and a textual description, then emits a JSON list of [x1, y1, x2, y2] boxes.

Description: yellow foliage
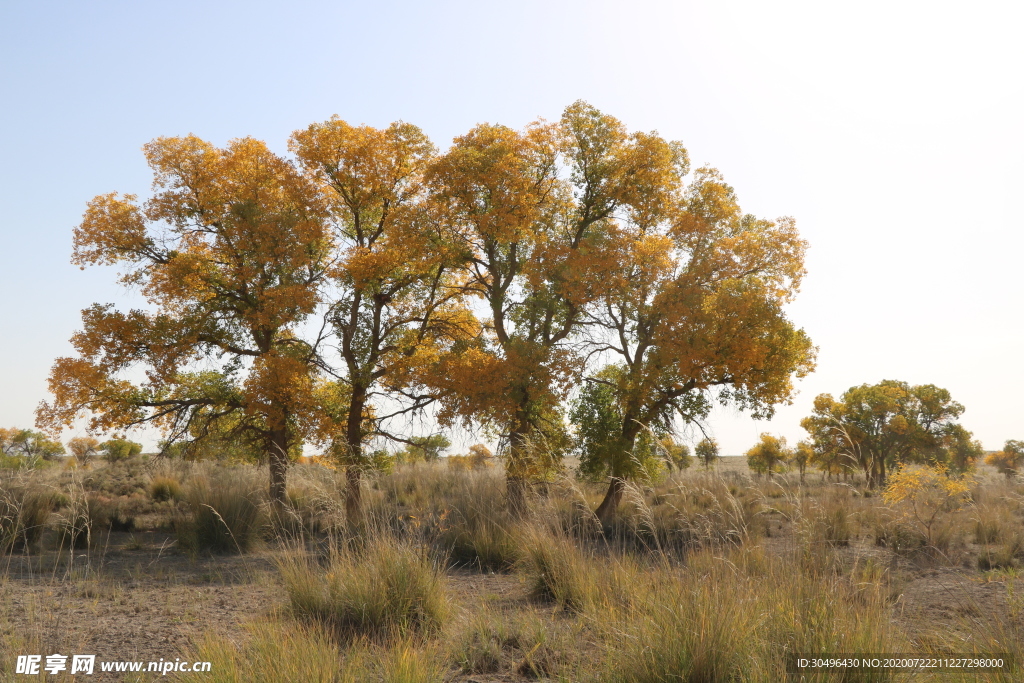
[[883, 464, 973, 545]]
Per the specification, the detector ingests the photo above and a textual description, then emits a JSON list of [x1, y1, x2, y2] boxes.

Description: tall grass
[[278, 533, 450, 641], [176, 468, 266, 554], [0, 482, 53, 552], [183, 620, 346, 683], [597, 546, 909, 682]]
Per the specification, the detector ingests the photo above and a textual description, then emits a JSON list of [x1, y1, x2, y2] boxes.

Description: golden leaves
[[44, 102, 815, 489]]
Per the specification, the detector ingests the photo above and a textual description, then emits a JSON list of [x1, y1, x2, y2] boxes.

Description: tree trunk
[[268, 426, 289, 507], [595, 477, 626, 528], [344, 385, 367, 524], [505, 421, 531, 517], [345, 466, 362, 524], [593, 420, 642, 526]]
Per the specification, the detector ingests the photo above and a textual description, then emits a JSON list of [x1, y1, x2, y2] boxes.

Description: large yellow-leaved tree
[[37, 135, 334, 504], [290, 118, 475, 519], [427, 101, 688, 510], [577, 167, 815, 522]]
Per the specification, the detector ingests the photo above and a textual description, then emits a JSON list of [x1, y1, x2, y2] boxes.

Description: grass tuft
[[176, 470, 266, 554], [279, 533, 450, 641]]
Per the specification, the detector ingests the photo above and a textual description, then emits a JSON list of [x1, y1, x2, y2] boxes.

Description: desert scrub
[[149, 475, 182, 502], [883, 464, 972, 548], [279, 534, 450, 641], [0, 482, 54, 552], [176, 470, 266, 553]]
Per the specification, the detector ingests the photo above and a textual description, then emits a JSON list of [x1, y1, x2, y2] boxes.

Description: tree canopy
[[38, 101, 816, 517], [801, 380, 982, 487]]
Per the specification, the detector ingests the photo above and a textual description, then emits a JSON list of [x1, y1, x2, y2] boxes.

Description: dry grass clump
[[516, 525, 597, 612], [430, 471, 518, 571], [278, 533, 450, 641], [184, 621, 448, 683], [176, 468, 266, 554], [0, 482, 54, 552], [800, 487, 856, 547], [54, 492, 140, 549], [597, 546, 908, 681], [600, 473, 762, 554], [978, 530, 1024, 571], [183, 620, 345, 683], [149, 475, 182, 502]]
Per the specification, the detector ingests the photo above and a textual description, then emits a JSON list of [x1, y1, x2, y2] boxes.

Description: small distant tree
[[0, 428, 65, 461], [467, 443, 494, 468], [660, 438, 692, 472], [986, 440, 1024, 480], [746, 433, 789, 478], [695, 438, 720, 471], [100, 438, 142, 463], [789, 440, 814, 482], [67, 436, 101, 464], [398, 435, 451, 463]]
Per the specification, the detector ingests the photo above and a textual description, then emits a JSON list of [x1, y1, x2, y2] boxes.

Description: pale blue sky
[[2, 0, 1021, 455]]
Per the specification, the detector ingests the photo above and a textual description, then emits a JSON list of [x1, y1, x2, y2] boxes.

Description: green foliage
[[0, 427, 65, 462], [571, 367, 669, 482], [100, 438, 142, 462], [802, 380, 981, 486], [397, 435, 451, 464], [694, 437, 719, 470], [660, 438, 692, 472]]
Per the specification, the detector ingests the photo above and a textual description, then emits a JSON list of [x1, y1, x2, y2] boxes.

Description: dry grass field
[[2, 455, 1022, 681]]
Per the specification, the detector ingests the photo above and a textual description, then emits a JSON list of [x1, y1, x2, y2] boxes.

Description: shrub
[[67, 436, 101, 464], [883, 464, 972, 547], [149, 475, 182, 502], [279, 534, 450, 641], [176, 471, 266, 553], [100, 438, 143, 463]]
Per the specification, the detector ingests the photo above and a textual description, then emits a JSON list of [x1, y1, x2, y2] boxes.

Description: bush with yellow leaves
[[882, 463, 972, 548]]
